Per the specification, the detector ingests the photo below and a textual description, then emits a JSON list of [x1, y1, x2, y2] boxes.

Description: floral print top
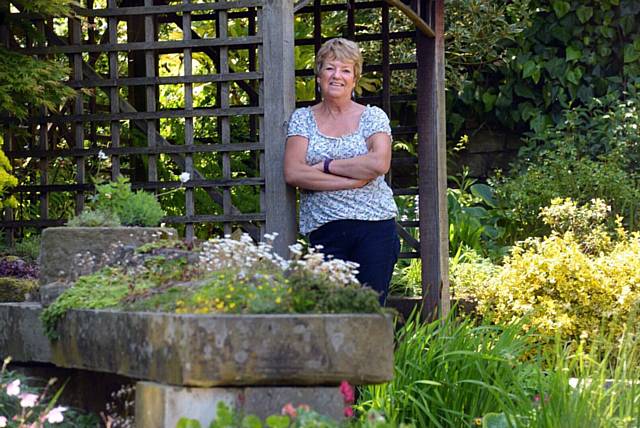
[[287, 105, 398, 234]]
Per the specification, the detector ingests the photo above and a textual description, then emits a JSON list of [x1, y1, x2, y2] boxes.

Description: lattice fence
[[2, 0, 430, 259], [1, 0, 296, 243]]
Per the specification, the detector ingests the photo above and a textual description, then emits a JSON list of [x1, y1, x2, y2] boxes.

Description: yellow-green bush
[[0, 148, 18, 209], [461, 198, 640, 345]]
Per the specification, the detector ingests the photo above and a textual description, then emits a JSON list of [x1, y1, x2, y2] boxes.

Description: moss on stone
[[0, 277, 38, 302]]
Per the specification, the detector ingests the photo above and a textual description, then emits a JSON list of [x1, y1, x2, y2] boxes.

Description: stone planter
[[39, 226, 177, 286], [0, 303, 394, 426]]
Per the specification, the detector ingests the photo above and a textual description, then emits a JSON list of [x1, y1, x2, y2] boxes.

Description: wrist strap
[[323, 158, 333, 174]]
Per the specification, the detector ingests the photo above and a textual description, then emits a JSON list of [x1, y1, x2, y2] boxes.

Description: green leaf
[[177, 418, 203, 428], [482, 92, 497, 111], [265, 415, 290, 428], [471, 184, 497, 207], [566, 46, 582, 62], [576, 6, 593, 23], [213, 402, 234, 427], [566, 69, 580, 85], [241, 415, 263, 428], [551, 1, 571, 18], [623, 45, 640, 63], [522, 60, 538, 79], [483, 412, 510, 428]]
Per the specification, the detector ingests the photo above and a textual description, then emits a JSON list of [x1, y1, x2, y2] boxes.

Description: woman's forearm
[[285, 164, 369, 191], [325, 153, 388, 180]]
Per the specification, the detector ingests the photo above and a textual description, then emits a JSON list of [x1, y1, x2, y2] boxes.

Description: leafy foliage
[[0, 49, 75, 121], [358, 313, 538, 427], [0, 257, 38, 280], [66, 209, 121, 227], [492, 96, 640, 242], [0, 149, 18, 210], [467, 199, 640, 346], [83, 177, 165, 227], [449, 0, 640, 136]]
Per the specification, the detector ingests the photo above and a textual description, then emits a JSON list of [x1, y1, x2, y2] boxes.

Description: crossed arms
[[283, 132, 392, 191]]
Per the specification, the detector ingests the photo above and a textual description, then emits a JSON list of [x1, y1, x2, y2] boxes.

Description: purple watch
[[323, 158, 333, 174]]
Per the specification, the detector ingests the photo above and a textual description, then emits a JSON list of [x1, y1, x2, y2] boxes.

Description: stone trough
[[0, 303, 393, 426], [0, 226, 395, 426]]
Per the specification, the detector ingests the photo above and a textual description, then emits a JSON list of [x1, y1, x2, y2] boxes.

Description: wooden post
[[417, 0, 449, 320], [261, 0, 297, 256]]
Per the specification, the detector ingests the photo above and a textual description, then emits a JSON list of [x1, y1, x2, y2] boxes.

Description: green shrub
[[12, 235, 41, 262], [70, 176, 165, 227], [493, 96, 640, 242], [449, 250, 497, 303], [471, 199, 640, 346], [0, 148, 18, 210], [66, 209, 121, 227]]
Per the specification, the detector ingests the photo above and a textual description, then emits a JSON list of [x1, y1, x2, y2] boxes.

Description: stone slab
[[0, 302, 52, 362], [135, 381, 344, 428], [0, 303, 394, 387], [39, 227, 177, 285]]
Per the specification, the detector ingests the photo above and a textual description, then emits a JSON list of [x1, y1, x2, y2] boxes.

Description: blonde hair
[[315, 38, 363, 82]]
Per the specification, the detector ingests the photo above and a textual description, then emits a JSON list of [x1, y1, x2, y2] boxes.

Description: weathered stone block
[[0, 303, 52, 361], [135, 381, 344, 428], [0, 303, 394, 387], [38, 227, 177, 285]]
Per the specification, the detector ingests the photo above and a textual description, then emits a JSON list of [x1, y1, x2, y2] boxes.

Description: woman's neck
[[319, 98, 355, 117]]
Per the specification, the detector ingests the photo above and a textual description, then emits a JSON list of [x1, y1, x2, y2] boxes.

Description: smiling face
[[317, 58, 357, 101]]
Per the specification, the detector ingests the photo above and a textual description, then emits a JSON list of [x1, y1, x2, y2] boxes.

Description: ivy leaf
[[482, 92, 497, 111], [576, 6, 593, 23], [566, 46, 582, 62], [623, 45, 640, 63], [522, 60, 538, 79], [566, 69, 580, 85], [551, 1, 571, 18]]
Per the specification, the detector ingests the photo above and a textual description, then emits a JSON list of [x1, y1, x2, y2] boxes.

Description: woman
[[284, 38, 399, 303]]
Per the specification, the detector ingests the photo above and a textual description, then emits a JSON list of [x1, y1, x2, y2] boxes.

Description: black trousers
[[309, 218, 400, 304]]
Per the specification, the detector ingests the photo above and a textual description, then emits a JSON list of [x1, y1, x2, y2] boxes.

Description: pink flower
[[0, 415, 7, 427], [19, 393, 39, 408], [281, 403, 297, 418], [45, 406, 68, 423], [343, 406, 354, 418], [339, 380, 355, 404], [6, 379, 20, 396]]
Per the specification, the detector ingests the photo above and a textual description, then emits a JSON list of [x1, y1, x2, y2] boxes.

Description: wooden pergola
[[0, 0, 448, 318]]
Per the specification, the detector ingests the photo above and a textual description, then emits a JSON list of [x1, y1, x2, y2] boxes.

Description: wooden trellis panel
[[1, 0, 295, 251]]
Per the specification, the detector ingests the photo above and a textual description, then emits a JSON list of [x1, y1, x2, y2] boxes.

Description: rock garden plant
[[66, 176, 165, 227], [41, 233, 383, 338]]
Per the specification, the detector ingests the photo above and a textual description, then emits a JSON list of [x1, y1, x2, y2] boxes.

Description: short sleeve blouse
[[287, 105, 398, 234]]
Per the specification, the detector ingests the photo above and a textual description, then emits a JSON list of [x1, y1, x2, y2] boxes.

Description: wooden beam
[[262, 0, 297, 255], [384, 0, 435, 38], [417, 0, 449, 320]]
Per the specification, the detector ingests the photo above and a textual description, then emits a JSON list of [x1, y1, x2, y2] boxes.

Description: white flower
[[97, 150, 108, 160], [19, 393, 38, 408], [6, 379, 20, 396], [46, 406, 68, 423], [0, 416, 7, 427], [179, 172, 191, 183]]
